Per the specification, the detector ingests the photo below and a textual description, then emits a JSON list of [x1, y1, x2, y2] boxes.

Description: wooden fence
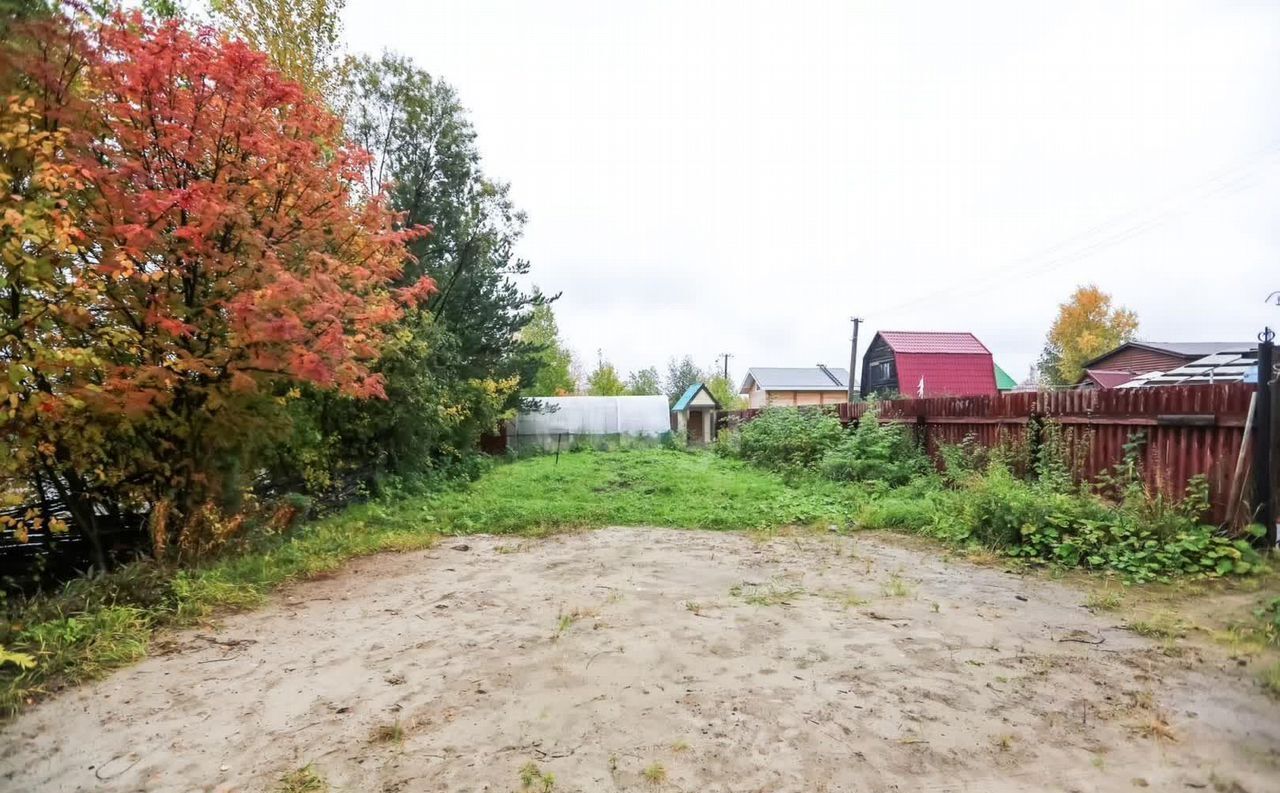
[[720, 383, 1271, 524]]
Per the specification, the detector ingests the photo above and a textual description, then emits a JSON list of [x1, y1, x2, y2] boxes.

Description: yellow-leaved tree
[[210, 0, 347, 96], [1039, 285, 1139, 385]]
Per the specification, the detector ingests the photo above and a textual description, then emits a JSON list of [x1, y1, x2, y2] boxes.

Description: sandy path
[[2, 527, 1277, 792]]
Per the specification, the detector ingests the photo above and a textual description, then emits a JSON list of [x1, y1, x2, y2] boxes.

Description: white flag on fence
[[917, 377, 925, 398]]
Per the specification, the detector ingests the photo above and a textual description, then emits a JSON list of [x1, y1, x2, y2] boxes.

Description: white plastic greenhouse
[[505, 395, 672, 451]]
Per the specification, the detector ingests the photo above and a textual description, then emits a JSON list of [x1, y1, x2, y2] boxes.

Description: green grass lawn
[[420, 448, 863, 534], [1, 448, 861, 716]]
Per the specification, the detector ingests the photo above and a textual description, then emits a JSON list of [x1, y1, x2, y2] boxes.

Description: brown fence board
[[720, 383, 1257, 523]]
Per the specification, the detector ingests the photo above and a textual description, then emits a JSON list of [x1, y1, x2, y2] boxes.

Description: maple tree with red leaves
[[1, 9, 430, 561]]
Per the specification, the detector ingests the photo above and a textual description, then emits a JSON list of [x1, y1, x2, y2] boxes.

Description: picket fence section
[[720, 383, 1258, 523]]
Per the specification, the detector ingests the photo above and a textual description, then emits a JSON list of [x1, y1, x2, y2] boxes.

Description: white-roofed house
[[738, 365, 850, 408]]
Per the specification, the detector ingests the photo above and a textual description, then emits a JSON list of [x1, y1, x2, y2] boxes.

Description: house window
[[872, 361, 892, 381]]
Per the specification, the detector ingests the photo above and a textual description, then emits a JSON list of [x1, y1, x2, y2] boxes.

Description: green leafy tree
[[664, 356, 706, 406], [587, 353, 627, 396], [569, 354, 587, 395], [521, 303, 575, 396], [1040, 285, 1139, 384], [706, 375, 746, 410], [271, 53, 544, 492], [343, 54, 545, 399], [141, 0, 184, 18], [1, 0, 49, 32], [625, 367, 662, 396]]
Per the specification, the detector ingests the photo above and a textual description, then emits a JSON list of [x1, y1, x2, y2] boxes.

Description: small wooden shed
[[672, 383, 721, 445]]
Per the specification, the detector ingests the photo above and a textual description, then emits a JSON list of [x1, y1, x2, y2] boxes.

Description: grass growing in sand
[[730, 581, 806, 606], [370, 722, 405, 744], [1085, 589, 1125, 611], [881, 574, 914, 598], [519, 761, 557, 791], [275, 765, 328, 793], [642, 762, 668, 784], [1260, 662, 1280, 698], [1126, 613, 1188, 640]]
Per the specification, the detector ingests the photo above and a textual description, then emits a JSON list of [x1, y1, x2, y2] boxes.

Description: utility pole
[[1255, 327, 1275, 548], [719, 352, 733, 380], [848, 317, 862, 403]]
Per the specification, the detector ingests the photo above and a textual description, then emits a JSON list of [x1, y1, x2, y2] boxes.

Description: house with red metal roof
[[860, 331, 997, 398]]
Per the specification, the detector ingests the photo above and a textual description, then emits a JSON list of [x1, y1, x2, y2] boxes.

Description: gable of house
[[863, 331, 996, 398], [673, 383, 720, 412]]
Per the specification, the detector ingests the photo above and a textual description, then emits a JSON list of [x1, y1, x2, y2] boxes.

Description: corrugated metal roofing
[[1082, 369, 1140, 389], [672, 383, 719, 412], [878, 330, 990, 355], [1116, 370, 1165, 388], [741, 367, 849, 392], [894, 353, 997, 397], [1130, 341, 1251, 357], [1128, 348, 1259, 387]]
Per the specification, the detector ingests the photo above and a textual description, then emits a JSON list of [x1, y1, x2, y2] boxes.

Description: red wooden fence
[[721, 383, 1259, 523]]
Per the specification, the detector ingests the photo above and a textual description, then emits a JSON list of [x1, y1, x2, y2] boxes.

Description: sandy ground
[[2, 528, 1278, 793]]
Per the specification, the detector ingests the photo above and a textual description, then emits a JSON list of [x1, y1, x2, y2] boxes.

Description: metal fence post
[[1255, 332, 1275, 547]]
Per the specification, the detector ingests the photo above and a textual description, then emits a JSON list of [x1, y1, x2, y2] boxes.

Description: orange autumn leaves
[[71, 13, 432, 401], [2, 10, 431, 540]]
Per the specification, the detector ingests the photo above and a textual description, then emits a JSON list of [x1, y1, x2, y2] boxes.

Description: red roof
[[1081, 368, 1137, 388], [894, 353, 997, 397], [878, 330, 991, 355]]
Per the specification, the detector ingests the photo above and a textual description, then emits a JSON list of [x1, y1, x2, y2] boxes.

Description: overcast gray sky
[[344, 0, 1280, 386]]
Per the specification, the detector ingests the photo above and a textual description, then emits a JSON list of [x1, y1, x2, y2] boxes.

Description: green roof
[[993, 363, 1016, 391], [672, 383, 719, 412]]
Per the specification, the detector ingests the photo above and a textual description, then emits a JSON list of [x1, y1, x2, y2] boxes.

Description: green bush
[[736, 407, 845, 471], [819, 409, 927, 487]]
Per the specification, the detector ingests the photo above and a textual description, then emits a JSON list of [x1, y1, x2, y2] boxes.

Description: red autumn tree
[[1, 9, 430, 561]]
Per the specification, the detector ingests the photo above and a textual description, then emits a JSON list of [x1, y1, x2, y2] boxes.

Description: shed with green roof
[[672, 383, 721, 445]]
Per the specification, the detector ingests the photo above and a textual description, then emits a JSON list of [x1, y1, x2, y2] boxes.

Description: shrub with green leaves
[[818, 409, 927, 487], [736, 407, 845, 471]]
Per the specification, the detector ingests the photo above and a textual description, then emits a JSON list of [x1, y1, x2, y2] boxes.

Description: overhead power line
[[872, 140, 1280, 318]]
